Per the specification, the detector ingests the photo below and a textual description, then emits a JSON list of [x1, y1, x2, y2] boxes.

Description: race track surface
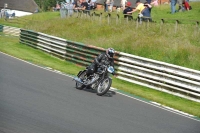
[[0, 52, 199, 133]]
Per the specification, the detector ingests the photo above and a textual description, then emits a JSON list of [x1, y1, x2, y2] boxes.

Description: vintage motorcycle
[[73, 64, 115, 96]]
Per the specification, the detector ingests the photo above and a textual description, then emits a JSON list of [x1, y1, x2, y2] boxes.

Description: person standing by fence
[[109, 0, 114, 12], [74, 0, 82, 9], [127, 0, 145, 23], [177, 0, 183, 12], [123, 1, 133, 20], [127, 0, 145, 15], [91, 0, 97, 10], [151, 0, 158, 6], [182, 0, 191, 11], [104, 0, 110, 12], [170, 0, 177, 14], [76, 0, 91, 15], [121, 0, 127, 10], [142, 2, 152, 21]]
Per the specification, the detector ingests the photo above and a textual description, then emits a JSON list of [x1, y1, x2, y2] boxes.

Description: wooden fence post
[[116, 14, 119, 25], [86, 10, 90, 18], [196, 21, 199, 34], [107, 13, 111, 25], [160, 19, 164, 33], [90, 12, 94, 22], [126, 15, 129, 24], [136, 18, 139, 29], [81, 10, 83, 18], [94, 12, 97, 20], [175, 20, 179, 33], [75, 10, 78, 18], [100, 13, 102, 25]]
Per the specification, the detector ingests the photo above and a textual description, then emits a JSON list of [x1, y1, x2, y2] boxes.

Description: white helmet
[[106, 48, 115, 58]]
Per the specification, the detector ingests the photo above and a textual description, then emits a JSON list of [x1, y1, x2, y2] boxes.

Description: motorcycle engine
[[90, 74, 99, 89]]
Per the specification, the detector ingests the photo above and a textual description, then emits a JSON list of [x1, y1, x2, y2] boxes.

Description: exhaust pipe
[[85, 78, 98, 86], [73, 77, 84, 84], [74, 77, 98, 86]]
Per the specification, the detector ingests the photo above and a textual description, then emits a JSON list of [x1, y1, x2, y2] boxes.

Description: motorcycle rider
[[86, 48, 115, 78]]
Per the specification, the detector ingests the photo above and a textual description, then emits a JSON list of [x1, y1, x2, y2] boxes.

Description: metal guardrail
[[116, 53, 200, 101], [19, 29, 200, 103], [0, 25, 20, 36], [0, 25, 3, 32]]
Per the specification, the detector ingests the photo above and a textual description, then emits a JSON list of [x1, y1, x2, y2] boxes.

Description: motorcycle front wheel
[[76, 71, 87, 90], [96, 77, 112, 96]]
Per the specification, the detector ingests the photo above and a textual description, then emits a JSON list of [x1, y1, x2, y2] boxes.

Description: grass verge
[[1, 3, 200, 70]]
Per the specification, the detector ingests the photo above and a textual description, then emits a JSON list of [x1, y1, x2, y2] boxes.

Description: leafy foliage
[[34, 0, 64, 11]]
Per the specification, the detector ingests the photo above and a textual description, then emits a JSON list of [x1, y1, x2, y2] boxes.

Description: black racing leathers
[[86, 52, 114, 76]]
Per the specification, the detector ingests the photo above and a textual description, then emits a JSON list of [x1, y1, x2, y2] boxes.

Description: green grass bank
[[1, 3, 199, 70]]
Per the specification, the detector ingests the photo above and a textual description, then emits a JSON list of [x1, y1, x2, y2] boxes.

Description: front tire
[[96, 77, 112, 96], [76, 71, 87, 90]]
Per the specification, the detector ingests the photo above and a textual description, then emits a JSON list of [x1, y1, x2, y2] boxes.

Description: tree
[[34, 0, 63, 11]]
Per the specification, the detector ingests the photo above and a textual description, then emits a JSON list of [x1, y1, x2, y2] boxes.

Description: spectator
[[170, 0, 177, 14], [56, 3, 61, 11], [104, 0, 110, 12], [121, 0, 127, 10], [145, 0, 152, 13], [34, 7, 39, 13], [91, 0, 97, 10], [123, 1, 133, 20], [5, 11, 9, 19], [109, 0, 114, 12], [142, 2, 152, 21], [1, 10, 5, 18], [66, 0, 74, 16], [127, 0, 145, 14], [78, 0, 91, 14], [116, 6, 121, 13], [182, 0, 190, 11], [74, 0, 82, 9], [151, 0, 158, 6], [127, 0, 145, 23], [87, 0, 92, 9], [11, 12, 15, 18], [177, 0, 183, 12], [146, 0, 151, 4], [74, 0, 81, 14]]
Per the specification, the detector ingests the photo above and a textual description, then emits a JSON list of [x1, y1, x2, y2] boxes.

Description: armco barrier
[[19, 29, 200, 102], [0, 25, 3, 32], [0, 25, 20, 36]]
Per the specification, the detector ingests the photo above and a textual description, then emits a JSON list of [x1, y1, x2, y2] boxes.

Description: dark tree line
[[34, 0, 64, 11]]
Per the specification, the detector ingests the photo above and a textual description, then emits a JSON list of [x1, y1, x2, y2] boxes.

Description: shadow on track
[[74, 87, 116, 97]]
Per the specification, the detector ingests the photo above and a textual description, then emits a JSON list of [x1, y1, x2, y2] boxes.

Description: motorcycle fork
[[77, 70, 83, 77], [99, 72, 107, 84]]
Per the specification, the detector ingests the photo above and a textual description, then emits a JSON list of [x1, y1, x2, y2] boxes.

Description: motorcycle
[[73, 64, 115, 96]]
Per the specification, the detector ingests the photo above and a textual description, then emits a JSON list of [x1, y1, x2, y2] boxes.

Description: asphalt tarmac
[[0, 52, 199, 133]]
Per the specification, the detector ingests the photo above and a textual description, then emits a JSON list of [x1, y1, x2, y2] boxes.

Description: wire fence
[[60, 9, 200, 34]]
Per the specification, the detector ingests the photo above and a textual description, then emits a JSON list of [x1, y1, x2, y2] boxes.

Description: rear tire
[[76, 71, 87, 90], [96, 77, 112, 96]]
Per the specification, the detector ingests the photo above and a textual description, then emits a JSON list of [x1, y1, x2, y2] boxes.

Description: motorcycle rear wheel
[[96, 77, 112, 96], [76, 71, 87, 90]]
